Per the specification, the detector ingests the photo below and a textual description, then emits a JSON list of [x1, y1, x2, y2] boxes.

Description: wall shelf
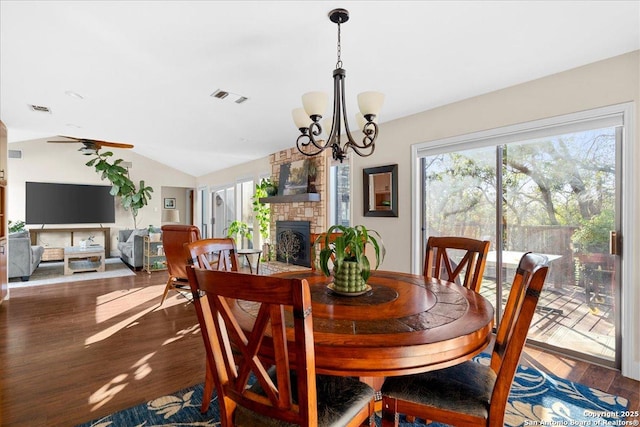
[[259, 193, 321, 204]]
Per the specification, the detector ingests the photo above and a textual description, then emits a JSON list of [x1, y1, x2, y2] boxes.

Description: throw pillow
[[126, 229, 148, 243]]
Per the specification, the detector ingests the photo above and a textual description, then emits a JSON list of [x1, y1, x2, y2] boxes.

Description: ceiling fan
[[47, 135, 134, 155]]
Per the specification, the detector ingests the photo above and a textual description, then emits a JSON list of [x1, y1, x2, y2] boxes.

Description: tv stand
[[30, 227, 111, 259]]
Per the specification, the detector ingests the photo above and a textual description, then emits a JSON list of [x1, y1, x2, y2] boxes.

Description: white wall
[[8, 138, 197, 255]]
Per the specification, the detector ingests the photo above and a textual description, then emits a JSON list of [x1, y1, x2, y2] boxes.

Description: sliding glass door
[[212, 186, 235, 238], [420, 120, 621, 366]]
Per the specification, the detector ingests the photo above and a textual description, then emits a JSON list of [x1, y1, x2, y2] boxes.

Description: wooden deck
[[480, 277, 616, 361]]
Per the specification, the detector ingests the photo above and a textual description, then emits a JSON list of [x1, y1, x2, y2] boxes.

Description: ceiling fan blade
[[48, 135, 134, 149], [47, 140, 78, 143], [97, 141, 134, 149]]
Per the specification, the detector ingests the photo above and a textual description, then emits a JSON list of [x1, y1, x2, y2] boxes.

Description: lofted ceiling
[[1, 1, 638, 177]]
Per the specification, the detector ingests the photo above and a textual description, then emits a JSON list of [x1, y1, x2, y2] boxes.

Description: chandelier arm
[[296, 133, 323, 157], [338, 71, 359, 149], [307, 121, 329, 150], [348, 121, 378, 150]]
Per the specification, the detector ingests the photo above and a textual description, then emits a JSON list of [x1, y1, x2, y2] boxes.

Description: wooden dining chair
[[184, 237, 240, 413], [186, 237, 240, 272], [423, 236, 491, 292], [381, 252, 549, 427], [160, 224, 201, 305], [310, 232, 341, 270], [185, 267, 376, 426]]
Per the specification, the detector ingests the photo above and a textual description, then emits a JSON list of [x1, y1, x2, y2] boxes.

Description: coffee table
[[63, 245, 106, 275]]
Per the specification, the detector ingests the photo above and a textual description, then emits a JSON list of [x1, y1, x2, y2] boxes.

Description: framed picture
[[164, 198, 176, 209], [363, 164, 398, 217], [278, 160, 309, 196]]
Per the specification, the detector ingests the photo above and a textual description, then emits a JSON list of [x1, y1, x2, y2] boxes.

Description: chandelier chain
[[336, 21, 342, 69]]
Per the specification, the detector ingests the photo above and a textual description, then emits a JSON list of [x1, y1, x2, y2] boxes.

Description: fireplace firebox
[[275, 221, 311, 267]]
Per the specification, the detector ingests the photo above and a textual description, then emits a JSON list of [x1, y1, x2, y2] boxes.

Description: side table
[[237, 248, 262, 274]]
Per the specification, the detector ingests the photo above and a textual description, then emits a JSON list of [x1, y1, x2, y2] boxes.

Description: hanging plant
[[252, 178, 273, 240], [86, 150, 153, 229]]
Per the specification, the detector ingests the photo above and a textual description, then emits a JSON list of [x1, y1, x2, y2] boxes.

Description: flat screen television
[[26, 182, 116, 225]]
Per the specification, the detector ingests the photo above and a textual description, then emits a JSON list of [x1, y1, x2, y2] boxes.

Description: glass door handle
[[609, 231, 619, 256]]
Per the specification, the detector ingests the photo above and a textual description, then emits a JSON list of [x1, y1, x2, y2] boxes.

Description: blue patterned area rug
[[78, 355, 629, 427]]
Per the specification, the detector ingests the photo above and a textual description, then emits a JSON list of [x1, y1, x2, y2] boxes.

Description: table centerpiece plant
[[317, 224, 385, 293]]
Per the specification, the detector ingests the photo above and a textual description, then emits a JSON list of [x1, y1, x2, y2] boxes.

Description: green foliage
[[572, 209, 614, 253], [423, 130, 616, 247], [227, 220, 252, 243], [8, 220, 25, 233], [317, 224, 385, 283], [86, 151, 153, 228], [252, 178, 272, 240]]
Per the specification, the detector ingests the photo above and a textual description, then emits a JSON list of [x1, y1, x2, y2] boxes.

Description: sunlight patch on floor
[[86, 303, 158, 345], [94, 284, 165, 323], [89, 373, 129, 411]]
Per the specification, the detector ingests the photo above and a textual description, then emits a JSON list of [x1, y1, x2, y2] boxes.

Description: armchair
[[8, 230, 45, 281], [117, 229, 149, 269]]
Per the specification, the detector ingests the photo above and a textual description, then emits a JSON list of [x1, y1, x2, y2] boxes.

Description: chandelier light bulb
[[292, 108, 312, 130], [358, 91, 385, 117], [302, 91, 328, 120]]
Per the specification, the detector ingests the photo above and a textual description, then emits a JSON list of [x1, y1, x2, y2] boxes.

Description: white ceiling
[[1, 1, 638, 177]]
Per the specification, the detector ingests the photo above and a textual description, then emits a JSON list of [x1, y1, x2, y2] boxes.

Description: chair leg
[[160, 276, 175, 305], [201, 359, 214, 413], [381, 396, 400, 427]]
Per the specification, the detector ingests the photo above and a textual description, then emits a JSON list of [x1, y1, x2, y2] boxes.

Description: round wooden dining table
[[234, 269, 495, 378]]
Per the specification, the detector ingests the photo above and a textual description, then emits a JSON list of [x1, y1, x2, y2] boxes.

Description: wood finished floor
[[1, 268, 638, 426]]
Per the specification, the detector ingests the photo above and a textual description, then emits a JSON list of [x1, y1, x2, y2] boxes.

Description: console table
[[30, 227, 111, 260]]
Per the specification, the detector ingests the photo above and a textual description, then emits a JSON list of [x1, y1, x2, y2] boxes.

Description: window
[[329, 160, 350, 226]]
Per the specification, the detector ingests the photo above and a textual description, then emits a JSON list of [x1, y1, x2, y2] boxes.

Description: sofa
[[8, 230, 45, 281], [117, 229, 149, 269]]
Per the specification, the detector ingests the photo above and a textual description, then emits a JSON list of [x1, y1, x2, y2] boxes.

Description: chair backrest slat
[[424, 236, 490, 292]]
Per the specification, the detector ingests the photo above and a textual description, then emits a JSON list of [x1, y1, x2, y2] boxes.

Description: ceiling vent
[[28, 104, 51, 113], [211, 89, 249, 104], [211, 89, 229, 99], [8, 150, 22, 159]]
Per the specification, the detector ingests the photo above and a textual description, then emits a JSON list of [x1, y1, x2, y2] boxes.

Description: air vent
[[211, 90, 229, 99], [28, 104, 51, 113], [8, 150, 22, 159], [210, 89, 249, 104]]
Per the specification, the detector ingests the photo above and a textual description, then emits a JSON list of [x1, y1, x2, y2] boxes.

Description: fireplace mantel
[[259, 193, 320, 204]]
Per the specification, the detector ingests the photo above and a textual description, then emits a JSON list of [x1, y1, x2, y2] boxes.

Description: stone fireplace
[[267, 148, 330, 244], [275, 221, 311, 267]]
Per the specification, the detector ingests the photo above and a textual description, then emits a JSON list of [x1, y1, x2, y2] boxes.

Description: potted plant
[[227, 220, 252, 248], [317, 224, 385, 293], [252, 179, 272, 241], [86, 150, 153, 228], [8, 220, 26, 233]]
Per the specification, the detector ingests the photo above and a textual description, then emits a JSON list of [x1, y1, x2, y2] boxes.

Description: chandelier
[[293, 8, 384, 162]]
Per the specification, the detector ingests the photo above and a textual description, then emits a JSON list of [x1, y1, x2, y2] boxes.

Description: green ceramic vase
[[333, 261, 366, 293]]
